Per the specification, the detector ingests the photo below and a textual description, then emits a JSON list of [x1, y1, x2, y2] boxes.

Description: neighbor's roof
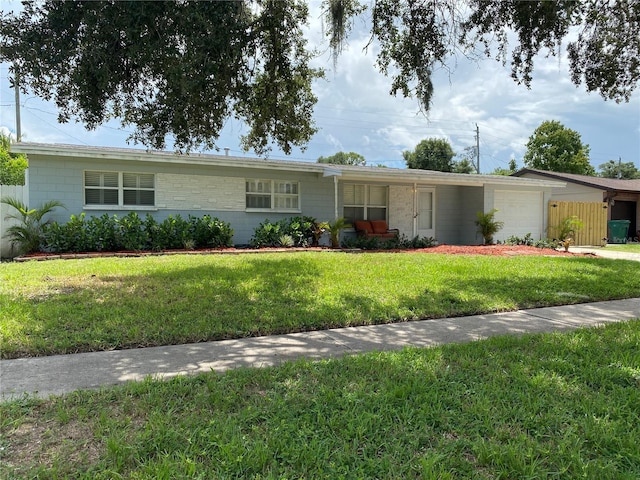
[[514, 168, 640, 193], [12, 142, 565, 188]]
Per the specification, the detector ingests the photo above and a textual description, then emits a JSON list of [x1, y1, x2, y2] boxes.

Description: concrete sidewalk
[[569, 246, 640, 261], [2, 298, 639, 401]]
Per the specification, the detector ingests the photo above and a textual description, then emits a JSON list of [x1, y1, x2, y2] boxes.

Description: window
[[84, 171, 155, 207], [343, 184, 388, 223], [123, 173, 155, 206], [246, 179, 300, 211]]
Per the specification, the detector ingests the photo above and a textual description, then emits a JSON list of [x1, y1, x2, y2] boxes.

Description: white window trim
[[343, 183, 389, 222], [245, 178, 302, 213], [83, 170, 157, 210]]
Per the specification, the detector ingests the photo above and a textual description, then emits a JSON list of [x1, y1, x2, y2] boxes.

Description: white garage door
[[493, 190, 543, 242]]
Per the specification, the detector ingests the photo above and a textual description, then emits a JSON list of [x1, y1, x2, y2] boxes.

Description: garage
[[493, 190, 544, 242]]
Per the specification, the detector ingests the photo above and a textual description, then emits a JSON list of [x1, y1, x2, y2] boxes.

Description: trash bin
[[608, 220, 631, 244]]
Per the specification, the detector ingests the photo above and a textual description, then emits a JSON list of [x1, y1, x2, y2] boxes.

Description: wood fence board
[[548, 201, 608, 246]]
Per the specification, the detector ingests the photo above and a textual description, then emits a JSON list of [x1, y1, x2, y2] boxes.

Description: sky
[[1, 1, 639, 173]]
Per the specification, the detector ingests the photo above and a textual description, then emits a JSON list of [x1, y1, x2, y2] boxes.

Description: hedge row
[[13, 209, 440, 255], [43, 212, 233, 253]]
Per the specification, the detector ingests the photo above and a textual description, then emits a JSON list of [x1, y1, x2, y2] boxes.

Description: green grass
[[2, 251, 640, 358], [604, 243, 640, 253], [2, 320, 639, 479]]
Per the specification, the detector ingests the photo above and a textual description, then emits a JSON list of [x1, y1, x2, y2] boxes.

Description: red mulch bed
[[15, 245, 592, 262], [392, 244, 584, 257]]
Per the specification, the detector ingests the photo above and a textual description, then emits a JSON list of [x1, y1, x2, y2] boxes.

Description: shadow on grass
[[2, 254, 640, 359], [2, 321, 639, 478]]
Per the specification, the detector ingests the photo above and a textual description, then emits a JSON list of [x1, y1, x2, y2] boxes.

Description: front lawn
[[2, 320, 639, 478], [2, 252, 640, 359]]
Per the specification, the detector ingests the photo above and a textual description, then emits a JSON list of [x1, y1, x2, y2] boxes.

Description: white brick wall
[[156, 174, 245, 211], [389, 185, 414, 238]]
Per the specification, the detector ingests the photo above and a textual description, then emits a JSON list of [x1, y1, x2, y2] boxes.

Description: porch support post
[[413, 183, 418, 237], [322, 167, 342, 221], [334, 175, 339, 220]]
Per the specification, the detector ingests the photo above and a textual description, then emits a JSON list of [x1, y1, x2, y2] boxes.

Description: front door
[[416, 188, 435, 239]]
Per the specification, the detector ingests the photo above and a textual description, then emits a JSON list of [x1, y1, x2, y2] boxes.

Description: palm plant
[[1, 196, 65, 254], [319, 217, 348, 248], [475, 209, 504, 245], [556, 215, 584, 251]]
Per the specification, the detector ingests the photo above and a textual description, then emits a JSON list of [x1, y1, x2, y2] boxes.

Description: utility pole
[[14, 66, 22, 142], [617, 157, 622, 179], [475, 123, 480, 173]]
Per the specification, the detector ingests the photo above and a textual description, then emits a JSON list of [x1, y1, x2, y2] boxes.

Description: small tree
[[523, 121, 594, 175], [317, 152, 366, 166], [475, 209, 504, 245], [404, 138, 455, 172], [452, 146, 478, 174], [0, 134, 28, 186], [598, 160, 640, 179], [452, 158, 476, 174], [490, 158, 518, 176]]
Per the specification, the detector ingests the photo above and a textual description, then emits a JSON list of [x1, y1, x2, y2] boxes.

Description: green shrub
[[189, 215, 233, 248], [119, 212, 149, 251], [250, 216, 317, 248], [85, 213, 120, 251], [342, 234, 436, 250], [500, 234, 559, 250], [41, 212, 233, 254], [165, 215, 191, 249], [286, 216, 316, 247], [44, 214, 85, 253], [501, 233, 534, 246], [342, 235, 383, 250], [250, 219, 282, 247], [534, 238, 561, 250], [397, 235, 437, 249]]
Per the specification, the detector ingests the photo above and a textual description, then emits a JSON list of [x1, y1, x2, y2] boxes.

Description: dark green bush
[[120, 212, 149, 251], [190, 215, 234, 248], [397, 235, 437, 249], [86, 214, 120, 251], [250, 216, 317, 248], [342, 234, 437, 250], [44, 213, 90, 253], [155, 214, 190, 250], [249, 219, 282, 248], [43, 212, 233, 253]]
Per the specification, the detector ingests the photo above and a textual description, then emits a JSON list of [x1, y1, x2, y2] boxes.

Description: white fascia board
[[12, 143, 565, 188], [11, 143, 328, 174], [338, 168, 565, 188]]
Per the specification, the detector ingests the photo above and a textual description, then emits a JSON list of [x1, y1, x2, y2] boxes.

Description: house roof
[[12, 142, 565, 189], [513, 168, 640, 193]]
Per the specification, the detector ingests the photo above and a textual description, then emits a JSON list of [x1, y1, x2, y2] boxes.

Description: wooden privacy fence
[[548, 201, 608, 246]]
